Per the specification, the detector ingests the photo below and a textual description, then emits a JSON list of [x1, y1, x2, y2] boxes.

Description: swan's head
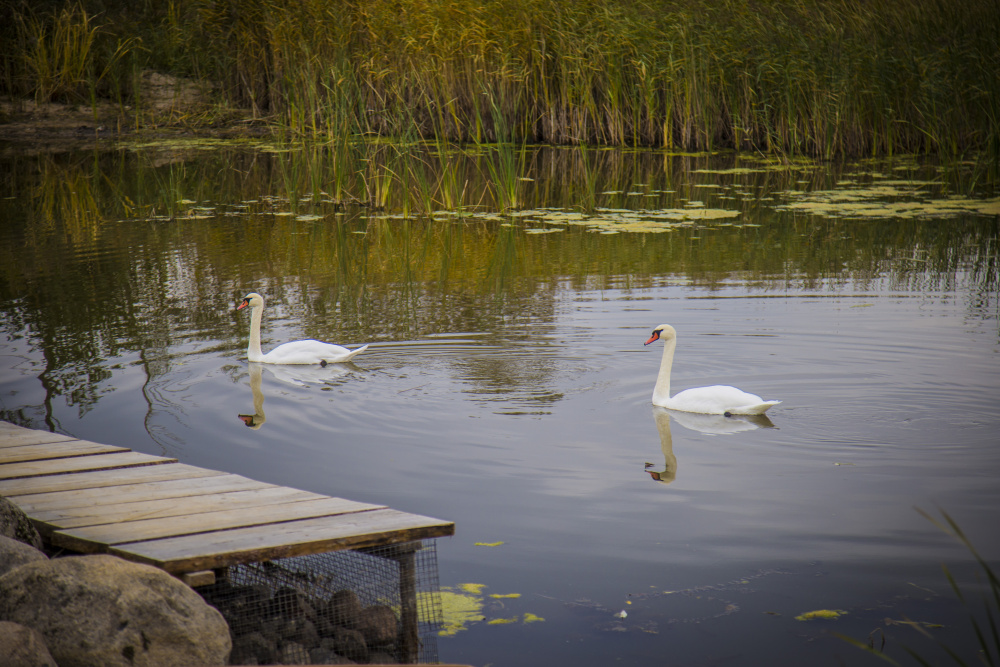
[[644, 323, 677, 346], [237, 292, 264, 311]]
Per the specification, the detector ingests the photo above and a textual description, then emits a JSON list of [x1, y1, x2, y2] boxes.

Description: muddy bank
[[0, 72, 269, 155]]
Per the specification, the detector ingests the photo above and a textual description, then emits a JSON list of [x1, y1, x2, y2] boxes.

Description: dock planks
[[0, 421, 454, 574]]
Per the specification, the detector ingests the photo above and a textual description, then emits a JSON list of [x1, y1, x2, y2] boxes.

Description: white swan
[[644, 323, 780, 415], [237, 292, 369, 364]]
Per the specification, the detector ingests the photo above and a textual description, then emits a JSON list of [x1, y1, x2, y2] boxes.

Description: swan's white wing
[[663, 385, 780, 415], [261, 340, 367, 364]]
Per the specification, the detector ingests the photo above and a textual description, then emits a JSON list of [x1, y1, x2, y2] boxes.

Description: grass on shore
[[1, 0, 998, 161]]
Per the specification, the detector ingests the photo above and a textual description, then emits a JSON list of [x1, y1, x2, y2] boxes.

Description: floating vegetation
[[796, 609, 847, 621], [437, 583, 544, 636], [474, 541, 505, 547], [487, 617, 519, 625], [474, 207, 745, 234], [775, 181, 1000, 219], [437, 588, 485, 637], [458, 583, 486, 595]]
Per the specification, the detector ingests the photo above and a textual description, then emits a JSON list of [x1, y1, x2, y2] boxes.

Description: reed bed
[[2, 0, 998, 160]]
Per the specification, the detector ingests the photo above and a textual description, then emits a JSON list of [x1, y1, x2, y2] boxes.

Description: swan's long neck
[[247, 305, 265, 362], [652, 336, 676, 405]]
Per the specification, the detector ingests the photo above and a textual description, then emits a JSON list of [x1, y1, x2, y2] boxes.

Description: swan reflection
[[237, 361, 361, 429], [645, 407, 775, 485], [238, 363, 267, 430]]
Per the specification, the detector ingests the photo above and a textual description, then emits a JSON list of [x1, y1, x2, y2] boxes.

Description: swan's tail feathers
[[731, 400, 781, 415], [341, 343, 369, 362]]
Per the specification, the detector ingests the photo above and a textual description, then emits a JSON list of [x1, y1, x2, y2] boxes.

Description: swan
[[644, 323, 780, 415], [237, 292, 369, 364]]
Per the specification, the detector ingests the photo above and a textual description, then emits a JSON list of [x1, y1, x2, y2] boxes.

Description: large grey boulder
[[0, 554, 231, 667], [0, 495, 44, 550], [0, 534, 48, 577], [0, 621, 58, 667]]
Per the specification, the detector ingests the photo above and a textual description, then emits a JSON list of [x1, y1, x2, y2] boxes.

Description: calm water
[[1, 144, 998, 666]]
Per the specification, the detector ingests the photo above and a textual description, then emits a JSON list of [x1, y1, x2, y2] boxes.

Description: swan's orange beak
[[237, 299, 248, 310], [644, 331, 660, 346]]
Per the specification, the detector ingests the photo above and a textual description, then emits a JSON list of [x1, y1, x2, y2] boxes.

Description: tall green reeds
[[842, 509, 1000, 666], [1, 0, 998, 162], [5, 2, 136, 107]]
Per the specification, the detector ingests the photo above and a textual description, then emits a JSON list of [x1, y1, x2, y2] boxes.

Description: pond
[[1, 142, 998, 666]]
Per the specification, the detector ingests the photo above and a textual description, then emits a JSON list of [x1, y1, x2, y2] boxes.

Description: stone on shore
[[0, 495, 44, 551], [0, 534, 48, 577], [0, 554, 231, 667], [0, 621, 58, 667]]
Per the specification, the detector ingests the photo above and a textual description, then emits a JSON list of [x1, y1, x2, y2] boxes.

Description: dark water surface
[[1, 144, 998, 666]]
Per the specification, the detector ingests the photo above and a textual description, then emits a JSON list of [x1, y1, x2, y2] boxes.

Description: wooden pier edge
[[0, 421, 459, 665]]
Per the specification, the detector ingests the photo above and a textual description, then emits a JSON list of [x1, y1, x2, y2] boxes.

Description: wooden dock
[[0, 420, 454, 582]]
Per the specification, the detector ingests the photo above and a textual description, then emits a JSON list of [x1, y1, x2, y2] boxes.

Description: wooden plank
[[31, 486, 334, 528], [0, 463, 223, 497], [0, 452, 176, 480], [13, 474, 276, 514], [53, 497, 391, 552], [179, 570, 215, 587], [0, 422, 78, 448], [0, 441, 129, 463], [110, 510, 456, 573]]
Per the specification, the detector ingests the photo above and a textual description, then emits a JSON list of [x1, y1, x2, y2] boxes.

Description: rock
[[271, 586, 315, 621], [357, 605, 398, 647], [0, 621, 58, 667], [139, 71, 214, 113], [310, 644, 355, 664], [230, 631, 275, 665], [325, 589, 363, 629], [198, 582, 270, 638], [0, 496, 44, 551], [279, 617, 319, 648], [0, 554, 231, 667], [279, 641, 310, 665], [331, 626, 369, 663], [369, 650, 398, 663], [0, 534, 48, 576]]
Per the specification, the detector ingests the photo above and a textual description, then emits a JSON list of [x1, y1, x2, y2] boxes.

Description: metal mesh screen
[[197, 540, 442, 665]]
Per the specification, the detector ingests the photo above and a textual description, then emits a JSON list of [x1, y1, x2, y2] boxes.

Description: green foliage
[[4, 1, 137, 105], [2, 0, 997, 160]]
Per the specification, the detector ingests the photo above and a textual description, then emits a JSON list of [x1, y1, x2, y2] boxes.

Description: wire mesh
[[197, 540, 442, 665]]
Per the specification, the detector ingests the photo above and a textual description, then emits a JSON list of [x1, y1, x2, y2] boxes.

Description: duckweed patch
[[482, 207, 743, 234], [487, 617, 519, 625], [437, 583, 545, 636], [774, 179, 1000, 220], [437, 589, 485, 637], [795, 609, 847, 621]]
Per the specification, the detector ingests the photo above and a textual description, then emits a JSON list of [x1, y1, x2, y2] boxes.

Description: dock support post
[[395, 543, 419, 664], [362, 542, 420, 663]]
